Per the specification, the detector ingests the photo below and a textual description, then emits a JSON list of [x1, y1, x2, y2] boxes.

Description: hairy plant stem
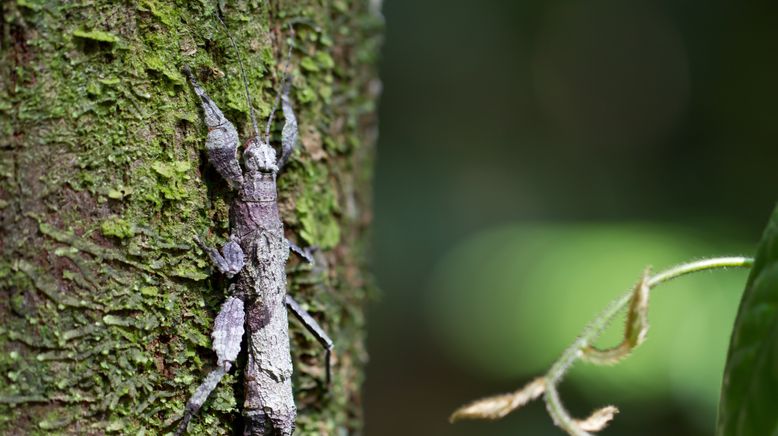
[[544, 256, 754, 435]]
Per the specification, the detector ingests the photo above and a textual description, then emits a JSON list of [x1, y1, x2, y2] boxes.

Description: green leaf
[[717, 205, 778, 436]]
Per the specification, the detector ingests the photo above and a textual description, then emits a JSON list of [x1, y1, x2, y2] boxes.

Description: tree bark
[[0, 1, 381, 434]]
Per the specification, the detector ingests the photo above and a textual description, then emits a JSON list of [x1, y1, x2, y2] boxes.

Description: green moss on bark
[[0, 0, 382, 434]]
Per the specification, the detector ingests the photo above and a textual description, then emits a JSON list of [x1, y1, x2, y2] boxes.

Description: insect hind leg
[[286, 295, 334, 385]]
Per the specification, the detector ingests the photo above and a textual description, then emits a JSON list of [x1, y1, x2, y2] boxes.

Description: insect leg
[[175, 365, 230, 436], [176, 296, 245, 435], [196, 235, 245, 278], [287, 239, 314, 264], [277, 79, 298, 170], [182, 65, 245, 189], [285, 295, 334, 384]]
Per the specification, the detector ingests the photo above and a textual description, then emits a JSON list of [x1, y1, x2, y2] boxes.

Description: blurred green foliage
[[368, 0, 778, 434], [426, 223, 749, 428]]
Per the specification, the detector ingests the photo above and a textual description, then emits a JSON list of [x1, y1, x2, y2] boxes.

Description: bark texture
[[0, 1, 382, 434]]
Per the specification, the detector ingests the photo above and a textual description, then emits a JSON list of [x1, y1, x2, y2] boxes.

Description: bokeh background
[[365, 0, 778, 435]]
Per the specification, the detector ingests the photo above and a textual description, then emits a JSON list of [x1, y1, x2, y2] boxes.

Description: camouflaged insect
[[175, 25, 332, 436]]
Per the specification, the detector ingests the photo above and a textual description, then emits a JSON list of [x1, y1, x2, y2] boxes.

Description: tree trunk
[[0, 1, 381, 434]]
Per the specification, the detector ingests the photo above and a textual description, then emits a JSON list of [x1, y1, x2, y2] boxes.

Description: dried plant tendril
[[450, 256, 753, 435]]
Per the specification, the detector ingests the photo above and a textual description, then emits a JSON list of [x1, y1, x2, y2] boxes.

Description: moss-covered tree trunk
[[0, 1, 381, 434]]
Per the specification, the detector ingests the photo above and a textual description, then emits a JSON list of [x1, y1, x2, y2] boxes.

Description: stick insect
[[175, 17, 333, 436]]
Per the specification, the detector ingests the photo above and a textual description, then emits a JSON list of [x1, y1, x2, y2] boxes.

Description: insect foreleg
[[277, 80, 299, 170], [183, 65, 245, 189]]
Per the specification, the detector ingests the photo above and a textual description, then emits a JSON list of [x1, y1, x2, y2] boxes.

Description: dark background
[[365, 0, 778, 435]]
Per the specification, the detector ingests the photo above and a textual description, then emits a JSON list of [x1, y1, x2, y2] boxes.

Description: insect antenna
[[215, 12, 261, 140], [264, 24, 296, 144]]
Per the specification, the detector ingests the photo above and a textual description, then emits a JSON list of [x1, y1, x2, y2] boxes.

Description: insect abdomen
[[241, 233, 295, 435]]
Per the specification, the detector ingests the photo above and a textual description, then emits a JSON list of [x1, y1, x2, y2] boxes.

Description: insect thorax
[[230, 170, 283, 239]]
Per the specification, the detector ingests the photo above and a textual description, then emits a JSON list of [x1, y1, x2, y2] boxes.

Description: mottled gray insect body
[[175, 27, 333, 436], [241, 231, 296, 436]]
